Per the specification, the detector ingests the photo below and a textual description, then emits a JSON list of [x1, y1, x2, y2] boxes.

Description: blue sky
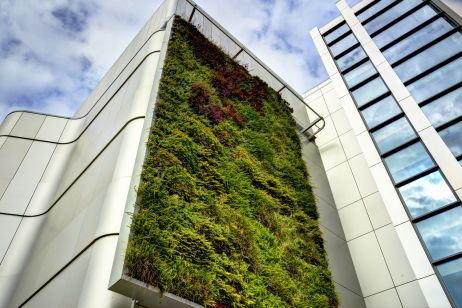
[[0, 0, 361, 121]]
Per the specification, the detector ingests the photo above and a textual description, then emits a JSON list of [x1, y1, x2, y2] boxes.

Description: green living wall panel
[[125, 17, 337, 307]]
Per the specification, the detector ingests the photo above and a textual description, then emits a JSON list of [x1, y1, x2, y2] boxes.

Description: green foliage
[[125, 17, 338, 307]]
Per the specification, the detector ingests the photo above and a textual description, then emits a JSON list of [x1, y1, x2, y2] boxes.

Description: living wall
[[125, 16, 338, 307]]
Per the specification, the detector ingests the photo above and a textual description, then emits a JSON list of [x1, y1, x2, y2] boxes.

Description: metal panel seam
[[0, 116, 146, 217], [17, 233, 119, 308]]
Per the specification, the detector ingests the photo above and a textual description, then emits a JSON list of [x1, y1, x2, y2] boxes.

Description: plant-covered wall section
[[125, 16, 338, 307]]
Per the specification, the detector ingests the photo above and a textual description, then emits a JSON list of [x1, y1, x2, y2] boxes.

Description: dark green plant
[[125, 16, 338, 307]]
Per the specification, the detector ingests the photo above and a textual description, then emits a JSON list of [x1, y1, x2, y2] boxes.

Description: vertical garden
[[125, 16, 338, 307]]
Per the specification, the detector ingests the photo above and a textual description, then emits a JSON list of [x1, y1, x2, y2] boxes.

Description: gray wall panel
[[0, 142, 56, 214], [0, 138, 33, 198], [299, 130, 364, 307], [0, 112, 22, 136], [0, 215, 21, 263], [9, 113, 45, 139], [35, 116, 68, 143]]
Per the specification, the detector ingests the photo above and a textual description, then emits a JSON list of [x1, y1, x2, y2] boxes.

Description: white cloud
[[195, 0, 341, 92], [0, 0, 357, 122], [0, 0, 161, 121]]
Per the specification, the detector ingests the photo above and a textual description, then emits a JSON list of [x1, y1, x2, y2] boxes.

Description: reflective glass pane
[[352, 77, 389, 107], [437, 258, 462, 308], [364, 0, 422, 34], [407, 57, 462, 103], [395, 33, 462, 82], [373, 5, 437, 48], [399, 171, 457, 218], [383, 17, 454, 64], [357, 0, 396, 22], [324, 23, 350, 44], [344, 61, 376, 88], [439, 121, 462, 158], [362, 96, 401, 128], [422, 87, 462, 127], [417, 207, 462, 261], [337, 46, 367, 71], [372, 117, 416, 154], [384, 142, 434, 183], [330, 33, 358, 57]]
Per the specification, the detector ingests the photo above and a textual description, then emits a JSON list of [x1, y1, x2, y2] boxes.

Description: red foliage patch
[[188, 27, 226, 70], [189, 83, 245, 127], [190, 82, 210, 114], [213, 67, 267, 114], [222, 101, 244, 127], [213, 67, 246, 98], [205, 105, 226, 124]]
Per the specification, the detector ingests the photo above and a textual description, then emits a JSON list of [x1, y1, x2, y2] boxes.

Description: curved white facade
[[0, 0, 175, 306], [0, 0, 353, 307]]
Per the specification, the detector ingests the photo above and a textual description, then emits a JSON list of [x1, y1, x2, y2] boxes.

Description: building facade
[[0, 0, 353, 307], [1, 0, 461, 307], [309, 0, 462, 307]]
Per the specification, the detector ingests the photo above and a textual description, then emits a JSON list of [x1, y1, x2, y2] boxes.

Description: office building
[[309, 0, 462, 307], [0, 0, 461, 307], [0, 0, 339, 307]]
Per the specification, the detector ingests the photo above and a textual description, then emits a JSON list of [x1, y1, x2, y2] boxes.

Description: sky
[[0, 0, 361, 121]]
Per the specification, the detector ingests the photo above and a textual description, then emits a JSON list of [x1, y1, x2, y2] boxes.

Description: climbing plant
[[125, 16, 338, 308]]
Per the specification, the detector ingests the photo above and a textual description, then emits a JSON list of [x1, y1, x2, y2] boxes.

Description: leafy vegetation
[[125, 17, 338, 307]]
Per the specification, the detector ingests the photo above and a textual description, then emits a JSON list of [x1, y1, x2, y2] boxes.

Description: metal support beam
[[188, 7, 196, 22]]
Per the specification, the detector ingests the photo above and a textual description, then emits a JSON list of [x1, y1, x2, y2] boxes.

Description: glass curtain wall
[[370, 0, 462, 167], [321, 1, 462, 306]]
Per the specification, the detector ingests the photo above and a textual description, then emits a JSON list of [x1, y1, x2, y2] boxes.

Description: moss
[[125, 17, 338, 307]]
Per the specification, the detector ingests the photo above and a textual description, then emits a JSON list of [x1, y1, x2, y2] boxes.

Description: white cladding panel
[[0, 0, 172, 306], [309, 0, 460, 305]]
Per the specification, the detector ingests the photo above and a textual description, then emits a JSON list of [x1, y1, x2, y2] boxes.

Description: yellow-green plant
[[125, 17, 338, 308]]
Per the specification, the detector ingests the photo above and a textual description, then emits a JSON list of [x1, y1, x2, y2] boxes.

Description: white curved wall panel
[[0, 138, 33, 198], [0, 216, 21, 263], [0, 216, 46, 307], [9, 113, 45, 139], [35, 116, 68, 142], [0, 112, 21, 136], [0, 142, 56, 214], [22, 236, 131, 308], [0, 137, 6, 150], [0, 1, 174, 307]]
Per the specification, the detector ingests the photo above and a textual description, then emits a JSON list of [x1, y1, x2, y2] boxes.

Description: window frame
[[322, 6, 462, 303]]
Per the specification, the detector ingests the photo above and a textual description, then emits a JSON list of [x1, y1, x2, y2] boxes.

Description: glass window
[[330, 33, 358, 57], [344, 61, 376, 88], [352, 77, 389, 107], [382, 17, 454, 64], [372, 117, 416, 154], [437, 257, 462, 308], [324, 23, 350, 44], [407, 56, 462, 103], [422, 87, 462, 127], [337, 46, 367, 71], [364, 0, 422, 35], [399, 171, 457, 218], [361, 96, 401, 129], [417, 207, 462, 261], [394, 32, 462, 82], [384, 142, 434, 183], [439, 121, 462, 158], [357, 0, 396, 22], [373, 5, 438, 48]]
